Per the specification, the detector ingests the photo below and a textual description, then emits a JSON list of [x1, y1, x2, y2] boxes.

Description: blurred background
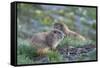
[[17, 3, 97, 41], [17, 3, 97, 64]]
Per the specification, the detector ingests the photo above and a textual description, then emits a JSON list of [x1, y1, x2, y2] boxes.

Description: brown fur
[[30, 29, 64, 55], [53, 23, 86, 40]]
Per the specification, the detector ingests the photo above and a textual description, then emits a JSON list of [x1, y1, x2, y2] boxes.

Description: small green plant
[[47, 50, 63, 62]]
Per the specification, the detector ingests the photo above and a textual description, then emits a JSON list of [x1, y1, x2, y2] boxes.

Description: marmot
[[53, 23, 86, 40], [30, 29, 64, 55]]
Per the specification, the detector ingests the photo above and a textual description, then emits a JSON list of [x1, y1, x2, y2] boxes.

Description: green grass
[[47, 50, 63, 62], [17, 55, 34, 65], [17, 37, 96, 65], [17, 44, 63, 64], [17, 39, 38, 65], [59, 36, 95, 47]]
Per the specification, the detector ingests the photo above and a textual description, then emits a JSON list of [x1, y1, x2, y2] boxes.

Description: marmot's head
[[47, 29, 64, 49], [53, 23, 69, 35], [50, 29, 64, 40]]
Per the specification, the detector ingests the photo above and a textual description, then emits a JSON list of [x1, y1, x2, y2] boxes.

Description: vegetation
[[17, 37, 96, 64], [17, 3, 97, 65]]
